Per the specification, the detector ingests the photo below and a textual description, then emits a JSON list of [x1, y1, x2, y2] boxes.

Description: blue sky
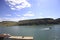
[[0, 0, 60, 22]]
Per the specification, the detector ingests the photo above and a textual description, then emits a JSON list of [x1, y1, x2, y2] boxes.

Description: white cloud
[[11, 7, 15, 10], [5, 0, 31, 10], [19, 17, 28, 20], [23, 11, 34, 16], [9, 17, 28, 21], [0, 18, 3, 22], [46, 16, 56, 19], [7, 18, 20, 21], [37, 16, 45, 18], [0, 17, 28, 22], [0, 18, 19, 22], [0, 18, 9, 22]]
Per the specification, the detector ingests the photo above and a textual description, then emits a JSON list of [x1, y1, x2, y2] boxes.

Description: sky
[[0, 0, 60, 22]]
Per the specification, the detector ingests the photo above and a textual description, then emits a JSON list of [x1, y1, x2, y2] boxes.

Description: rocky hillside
[[18, 18, 60, 25], [0, 18, 60, 26]]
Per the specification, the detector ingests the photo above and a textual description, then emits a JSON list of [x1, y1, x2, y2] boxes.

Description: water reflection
[[0, 25, 60, 40], [41, 28, 50, 30]]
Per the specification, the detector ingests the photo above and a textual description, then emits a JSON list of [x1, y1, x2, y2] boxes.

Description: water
[[0, 24, 60, 40]]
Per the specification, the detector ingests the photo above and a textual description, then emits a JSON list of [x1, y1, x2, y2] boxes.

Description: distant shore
[[0, 18, 60, 26]]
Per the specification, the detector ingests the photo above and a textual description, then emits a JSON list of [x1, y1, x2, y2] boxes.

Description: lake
[[0, 24, 60, 40]]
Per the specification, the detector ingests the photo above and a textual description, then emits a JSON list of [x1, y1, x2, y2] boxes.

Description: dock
[[0, 34, 33, 40], [9, 36, 33, 40]]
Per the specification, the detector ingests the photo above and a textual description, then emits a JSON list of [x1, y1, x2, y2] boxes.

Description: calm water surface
[[0, 25, 60, 40]]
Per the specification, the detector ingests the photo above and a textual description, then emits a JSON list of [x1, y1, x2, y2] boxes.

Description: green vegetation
[[0, 21, 18, 26], [18, 18, 60, 25], [0, 18, 60, 26]]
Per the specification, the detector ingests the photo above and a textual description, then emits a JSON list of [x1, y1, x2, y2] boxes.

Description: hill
[[0, 18, 60, 26]]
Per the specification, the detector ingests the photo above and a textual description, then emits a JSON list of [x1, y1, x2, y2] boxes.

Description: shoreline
[[0, 18, 60, 26]]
